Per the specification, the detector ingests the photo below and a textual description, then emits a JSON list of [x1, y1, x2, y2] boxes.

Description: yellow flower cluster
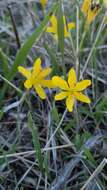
[[81, 0, 101, 24], [18, 58, 91, 112], [40, 0, 101, 26], [18, 9, 92, 112]]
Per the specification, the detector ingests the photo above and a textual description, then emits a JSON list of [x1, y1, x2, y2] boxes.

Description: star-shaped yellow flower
[[18, 58, 54, 99], [52, 68, 91, 112], [46, 15, 75, 39], [40, 0, 48, 10], [81, 0, 100, 24]]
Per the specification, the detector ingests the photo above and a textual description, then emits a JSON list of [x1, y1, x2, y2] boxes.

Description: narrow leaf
[[28, 113, 43, 172], [57, 2, 66, 78], [44, 43, 60, 75], [0, 48, 9, 77], [57, 3, 64, 59]]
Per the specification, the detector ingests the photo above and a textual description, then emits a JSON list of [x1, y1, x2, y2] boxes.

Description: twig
[[80, 158, 107, 190], [0, 144, 72, 159], [45, 109, 67, 148], [49, 135, 103, 190], [0, 74, 22, 94]]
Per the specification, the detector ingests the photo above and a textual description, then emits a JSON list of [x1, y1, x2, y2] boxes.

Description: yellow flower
[[81, 0, 100, 24], [52, 68, 91, 112], [46, 15, 75, 39], [18, 58, 54, 99], [40, 0, 48, 9]]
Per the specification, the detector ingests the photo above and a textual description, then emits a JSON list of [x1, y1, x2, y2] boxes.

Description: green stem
[[7, 5, 21, 49]]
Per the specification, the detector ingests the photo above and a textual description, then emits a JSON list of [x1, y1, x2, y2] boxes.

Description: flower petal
[[66, 95, 75, 112], [39, 68, 52, 78], [63, 16, 75, 37], [52, 76, 69, 90], [81, 0, 91, 15], [46, 15, 57, 35], [74, 80, 91, 91], [24, 79, 32, 89], [32, 58, 42, 78], [87, 8, 99, 24], [46, 27, 55, 33], [40, 0, 47, 9], [55, 91, 68, 100], [34, 85, 46, 99], [18, 66, 31, 79], [50, 15, 57, 33], [73, 92, 91, 103], [67, 22, 75, 30], [68, 68, 76, 88], [63, 16, 68, 37], [40, 80, 55, 88]]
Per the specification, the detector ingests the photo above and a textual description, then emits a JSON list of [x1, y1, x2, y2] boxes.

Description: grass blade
[[44, 43, 60, 75], [57, 2, 66, 78], [28, 113, 44, 173], [0, 48, 9, 77]]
